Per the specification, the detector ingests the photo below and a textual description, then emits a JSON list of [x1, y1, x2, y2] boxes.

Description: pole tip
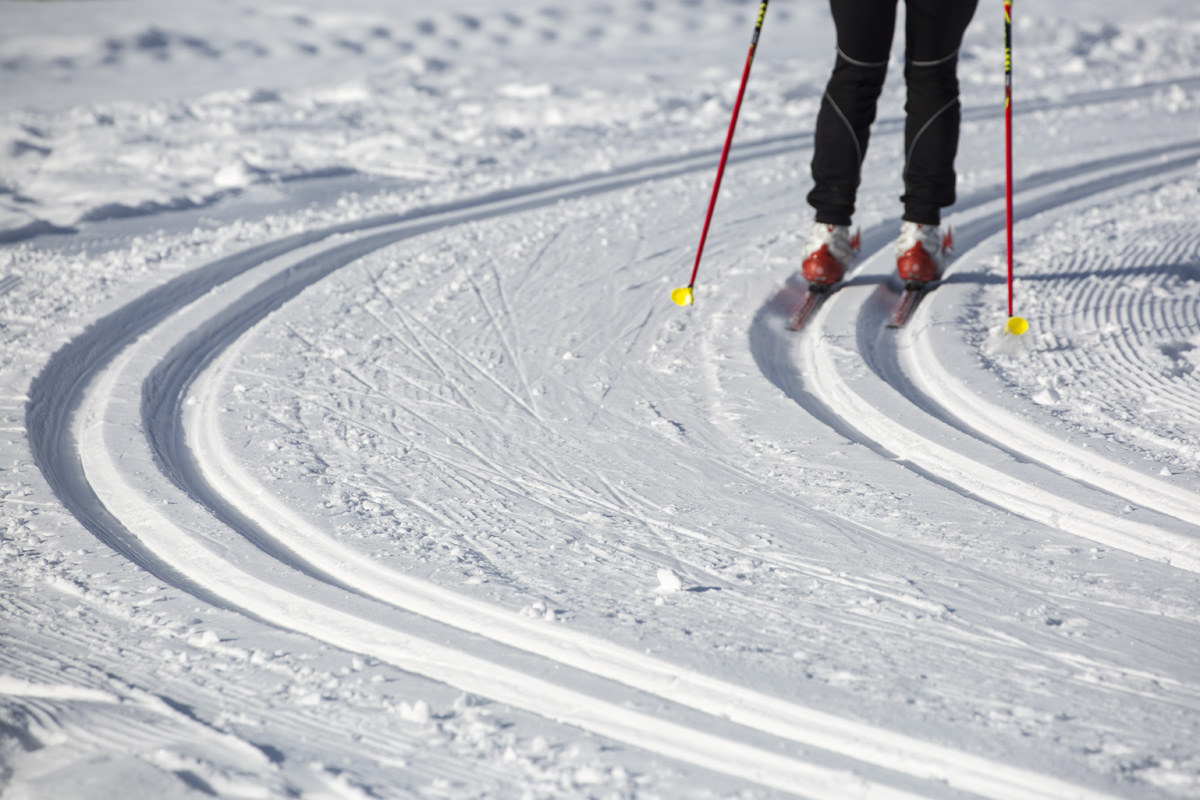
[[1006, 316, 1029, 335], [671, 286, 695, 306]]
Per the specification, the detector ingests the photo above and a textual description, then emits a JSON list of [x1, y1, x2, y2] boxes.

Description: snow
[[3, 0, 1200, 798]]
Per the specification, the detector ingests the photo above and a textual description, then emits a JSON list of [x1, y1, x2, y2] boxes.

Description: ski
[[787, 285, 835, 330], [887, 281, 933, 328]]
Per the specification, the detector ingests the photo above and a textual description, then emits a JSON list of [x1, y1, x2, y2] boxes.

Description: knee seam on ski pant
[[908, 49, 959, 68], [836, 45, 889, 69], [903, 95, 959, 184], [823, 90, 864, 167]]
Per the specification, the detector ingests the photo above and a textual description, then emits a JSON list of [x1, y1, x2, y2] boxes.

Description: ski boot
[[895, 221, 952, 287], [801, 222, 860, 291]]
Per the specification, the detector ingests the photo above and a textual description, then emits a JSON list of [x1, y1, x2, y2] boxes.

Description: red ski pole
[[672, 0, 769, 306], [1004, 0, 1028, 335]]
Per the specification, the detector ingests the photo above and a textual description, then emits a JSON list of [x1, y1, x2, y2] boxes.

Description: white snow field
[[3, 0, 1200, 797]]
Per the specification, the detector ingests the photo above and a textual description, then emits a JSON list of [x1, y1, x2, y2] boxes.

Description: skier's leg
[[806, 0, 899, 226], [899, 0, 979, 225]]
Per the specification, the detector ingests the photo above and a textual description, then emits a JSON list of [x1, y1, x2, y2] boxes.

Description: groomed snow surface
[[3, 0, 1200, 798]]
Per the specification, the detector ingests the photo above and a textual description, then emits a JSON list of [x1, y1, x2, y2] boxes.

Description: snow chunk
[[213, 159, 257, 189], [1032, 387, 1060, 406], [398, 699, 430, 724], [520, 598, 560, 621], [655, 567, 683, 593]]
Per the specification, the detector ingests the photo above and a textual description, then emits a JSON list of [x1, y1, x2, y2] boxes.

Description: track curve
[[756, 143, 1200, 570], [26, 77, 1200, 798]]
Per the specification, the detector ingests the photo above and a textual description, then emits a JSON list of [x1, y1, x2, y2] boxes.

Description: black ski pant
[[808, 0, 979, 226]]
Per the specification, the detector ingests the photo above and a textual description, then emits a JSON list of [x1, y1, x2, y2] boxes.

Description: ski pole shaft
[[683, 0, 769, 295], [1004, 0, 1014, 318], [1001, 0, 1029, 336]]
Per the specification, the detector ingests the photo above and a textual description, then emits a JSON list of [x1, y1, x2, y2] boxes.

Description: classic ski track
[[78, 229, 1086, 800], [904, 222, 1200, 528], [793, 147, 1200, 572], [26, 80, 1194, 800], [83, 354, 922, 800], [155, 230, 1130, 799], [184, 328, 1125, 800]]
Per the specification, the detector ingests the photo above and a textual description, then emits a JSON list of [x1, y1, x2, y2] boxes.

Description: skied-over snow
[[2, 0, 1200, 797]]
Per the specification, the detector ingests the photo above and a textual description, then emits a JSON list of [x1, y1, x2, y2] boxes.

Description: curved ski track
[[26, 81, 1200, 799], [754, 145, 1200, 573]]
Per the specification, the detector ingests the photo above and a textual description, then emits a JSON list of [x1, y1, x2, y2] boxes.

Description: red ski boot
[[895, 221, 952, 286], [801, 222, 861, 289]]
